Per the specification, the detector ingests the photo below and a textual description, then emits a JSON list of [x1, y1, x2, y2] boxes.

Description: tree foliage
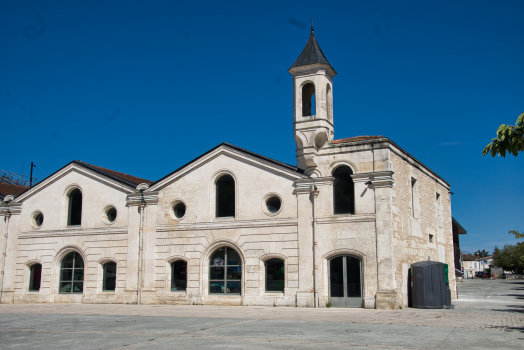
[[475, 249, 491, 257], [492, 244, 524, 274], [483, 112, 524, 157]]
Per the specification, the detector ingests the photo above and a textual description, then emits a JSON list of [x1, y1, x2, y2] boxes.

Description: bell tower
[[289, 26, 336, 174]]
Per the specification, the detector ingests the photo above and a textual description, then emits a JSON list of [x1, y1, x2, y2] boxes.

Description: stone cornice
[[317, 214, 376, 224], [127, 191, 159, 206], [0, 202, 22, 216], [18, 227, 128, 239], [352, 171, 394, 188], [156, 218, 298, 232]]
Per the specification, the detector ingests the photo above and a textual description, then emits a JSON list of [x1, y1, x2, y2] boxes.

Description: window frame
[[67, 188, 83, 226], [209, 247, 242, 295], [215, 174, 236, 218], [170, 260, 188, 292], [102, 261, 117, 292], [332, 165, 355, 215], [59, 252, 84, 294], [265, 258, 285, 293], [29, 263, 42, 292]]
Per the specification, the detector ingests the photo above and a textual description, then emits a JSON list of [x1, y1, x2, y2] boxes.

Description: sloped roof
[[333, 135, 384, 144], [0, 183, 29, 199], [290, 27, 334, 71], [73, 160, 153, 187]]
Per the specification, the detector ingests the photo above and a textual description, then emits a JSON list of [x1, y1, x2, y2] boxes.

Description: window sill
[[100, 291, 115, 294], [263, 292, 284, 296], [170, 290, 187, 293], [27, 291, 40, 294], [215, 217, 235, 221]]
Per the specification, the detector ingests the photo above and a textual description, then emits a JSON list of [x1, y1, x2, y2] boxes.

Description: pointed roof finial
[[290, 22, 335, 73]]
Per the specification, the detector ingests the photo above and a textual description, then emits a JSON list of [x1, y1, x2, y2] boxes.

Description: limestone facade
[[0, 28, 455, 309]]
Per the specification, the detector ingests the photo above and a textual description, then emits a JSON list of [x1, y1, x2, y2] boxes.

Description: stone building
[[0, 28, 456, 309]]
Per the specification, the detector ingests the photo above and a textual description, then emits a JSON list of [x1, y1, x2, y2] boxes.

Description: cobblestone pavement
[[0, 279, 522, 349]]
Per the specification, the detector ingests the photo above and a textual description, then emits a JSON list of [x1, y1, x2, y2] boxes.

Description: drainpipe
[[311, 187, 319, 308], [137, 190, 146, 305], [0, 196, 13, 302]]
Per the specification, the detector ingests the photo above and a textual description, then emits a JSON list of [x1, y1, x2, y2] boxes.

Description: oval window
[[106, 207, 117, 223], [33, 212, 44, 227], [173, 202, 186, 219]]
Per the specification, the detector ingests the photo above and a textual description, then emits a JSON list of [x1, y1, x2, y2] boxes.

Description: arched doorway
[[329, 255, 362, 307]]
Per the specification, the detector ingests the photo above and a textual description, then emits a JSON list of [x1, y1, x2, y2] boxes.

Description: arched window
[[302, 83, 315, 116], [171, 260, 187, 291], [333, 166, 355, 214], [102, 262, 116, 291], [326, 84, 332, 121], [209, 247, 241, 294], [60, 252, 84, 294], [265, 258, 284, 292], [29, 264, 42, 291], [68, 189, 82, 226], [216, 174, 235, 218]]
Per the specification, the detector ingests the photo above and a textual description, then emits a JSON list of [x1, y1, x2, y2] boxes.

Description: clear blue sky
[[1, 0, 523, 254]]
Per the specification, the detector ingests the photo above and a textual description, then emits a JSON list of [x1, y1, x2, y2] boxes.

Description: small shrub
[[326, 301, 332, 308]]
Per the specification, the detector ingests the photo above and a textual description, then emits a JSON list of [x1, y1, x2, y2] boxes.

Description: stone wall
[[389, 149, 456, 307]]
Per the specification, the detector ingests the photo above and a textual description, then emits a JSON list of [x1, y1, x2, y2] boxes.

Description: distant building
[[0, 27, 457, 309], [462, 254, 492, 278]]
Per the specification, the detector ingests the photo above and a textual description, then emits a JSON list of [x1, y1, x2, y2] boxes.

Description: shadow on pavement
[[504, 294, 524, 299], [491, 304, 524, 314]]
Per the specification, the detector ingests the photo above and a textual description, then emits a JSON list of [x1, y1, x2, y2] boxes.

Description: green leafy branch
[[483, 112, 524, 157]]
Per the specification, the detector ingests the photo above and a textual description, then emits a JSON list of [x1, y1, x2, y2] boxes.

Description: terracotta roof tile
[[332, 135, 383, 144], [0, 183, 29, 197], [75, 161, 153, 186]]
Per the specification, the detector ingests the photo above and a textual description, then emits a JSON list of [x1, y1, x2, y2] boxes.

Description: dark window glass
[[103, 262, 117, 291], [106, 208, 117, 223], [171, 260, 187, 291], [29, 264, 42, 291], [216, 175, 235, 217], [209, 247, 242, 294], [266, 258, 285, 292], [333, 166, 355, 214], [34, 213, 44, 227], [330, 256, 344, 297], [266, 196, 281, 213], [346, 257, 361, 298], [302, 83, 316, 116], [173, 202, 186, 219], [60, 252, 83, 294], [68, 189, 82, 226]]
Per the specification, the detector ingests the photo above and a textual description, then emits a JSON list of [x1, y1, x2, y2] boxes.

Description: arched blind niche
[[68, 189, 83, 226], [302, 83, 315, 117], [216, 174, 235, 217], [333, 166, 355, 214]]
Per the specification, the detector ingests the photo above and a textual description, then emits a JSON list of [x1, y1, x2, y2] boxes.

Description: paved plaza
[[0, 279, 523, 349]]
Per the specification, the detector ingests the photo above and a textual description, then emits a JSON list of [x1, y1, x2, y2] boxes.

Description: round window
[[173, 202, 186, 219], [103, 206, 117, 224], [33, 212, 44, 227], [106, 207, 117, 223], [266, 196, 281, 214]]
